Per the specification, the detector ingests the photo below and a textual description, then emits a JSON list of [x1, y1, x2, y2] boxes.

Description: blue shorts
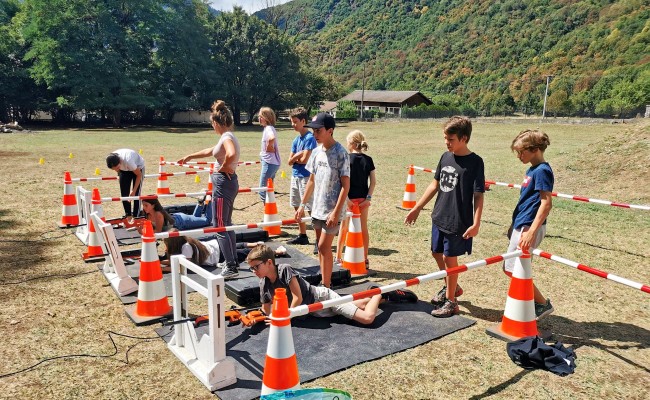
[[431, 225, 472, 257]]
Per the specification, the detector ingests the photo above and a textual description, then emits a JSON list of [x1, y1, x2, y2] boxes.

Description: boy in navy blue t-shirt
[[504, 129, 555, 320]]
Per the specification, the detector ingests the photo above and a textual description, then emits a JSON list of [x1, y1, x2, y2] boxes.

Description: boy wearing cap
[[295, 113, 350, 288]]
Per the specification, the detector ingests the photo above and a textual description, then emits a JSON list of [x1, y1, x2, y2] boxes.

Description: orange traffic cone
[[400, 165, 416, 210], [83, 188, 107, 261], [157, 156, 171, 194], [261, 288, 300, 396], [125, 220, 172, 325], [60, 171, 80, 226], [486, 251, 549, 341], [263, 178, 281, 236], [342, 203, 367, 276]]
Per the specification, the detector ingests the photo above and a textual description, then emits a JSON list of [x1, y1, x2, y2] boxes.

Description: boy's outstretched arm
[[404, 179, 439, 225], [519, 190, 552, 251], [463, 192, 484, 239]]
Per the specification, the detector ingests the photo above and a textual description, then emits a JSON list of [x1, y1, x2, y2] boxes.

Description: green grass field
[[0, 118, 648, 399]]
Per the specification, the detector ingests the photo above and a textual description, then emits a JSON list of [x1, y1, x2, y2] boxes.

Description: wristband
[[299, 203, 306, 208], [366, 195, 372, 200]]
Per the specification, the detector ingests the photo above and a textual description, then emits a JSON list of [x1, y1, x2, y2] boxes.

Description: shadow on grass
[[368, 247, 399, 257], [0, 208, 65, 281], [461, 301, 650, 399]]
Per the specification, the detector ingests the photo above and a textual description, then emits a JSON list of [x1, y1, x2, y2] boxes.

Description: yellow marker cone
[[69, 153, 74, 159], [280, 170, 287, 179], [194, 175, 201, 183], [94, 168, 101, 176], [139, 149, 143, 155], [39, 158, 45, 165]]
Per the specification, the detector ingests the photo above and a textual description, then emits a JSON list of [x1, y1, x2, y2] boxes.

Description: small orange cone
[[486, 251, 548, 341], [263, 178, 281, 236], [400, 165, 417, 210], [60, 171, 80, 226], [157, 156, 171, 194], [125, 220, 172, 325], [342, 203, 367, 276], [83, 188, 107, 260], [261, 288, 300, 396]]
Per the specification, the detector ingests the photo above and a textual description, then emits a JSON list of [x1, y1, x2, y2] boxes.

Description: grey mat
[[108, 242, 319, 305], [155, 284, 476, 400]]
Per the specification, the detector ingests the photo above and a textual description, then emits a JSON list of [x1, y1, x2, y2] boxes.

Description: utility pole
[[360, 63, 366, 120], [542, 75, 553, 119]]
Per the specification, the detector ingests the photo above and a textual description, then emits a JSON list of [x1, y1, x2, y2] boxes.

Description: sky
[[209, 0, 291, 14]]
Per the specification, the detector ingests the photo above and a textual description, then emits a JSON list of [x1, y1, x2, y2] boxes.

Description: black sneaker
[[386, 288, 419, 303], [534, 299, 554, 320], [220, 265, 239, 280], [288, 235, 309, 245], [313, 243, 319, 255]]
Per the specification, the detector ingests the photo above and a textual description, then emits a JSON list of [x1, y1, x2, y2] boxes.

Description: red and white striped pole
[[98, 186, 267, 203], [485, 180, 650, 211], [290, 250, 523, 317], [533, 249, 650, 294], [155, 217, 312, 240]]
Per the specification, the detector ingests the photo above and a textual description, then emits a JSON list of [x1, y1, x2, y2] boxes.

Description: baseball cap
[[305, 113, 335, 130]]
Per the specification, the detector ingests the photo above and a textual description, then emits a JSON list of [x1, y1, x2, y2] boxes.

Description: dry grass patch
[[0, 119, 648, 399]]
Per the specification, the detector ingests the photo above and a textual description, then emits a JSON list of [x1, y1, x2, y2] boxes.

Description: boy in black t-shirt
[[404, 116, 485, 317]]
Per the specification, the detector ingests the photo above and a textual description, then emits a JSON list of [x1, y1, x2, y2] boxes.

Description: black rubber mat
[[155, 284, 476, 400]]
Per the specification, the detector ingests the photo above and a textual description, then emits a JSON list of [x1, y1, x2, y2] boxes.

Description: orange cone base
[[157, 188, 171, 194], [124, 302, 173, 326], [60, 216, 80, 226], [82, 247, 106, 262], [57, 220, 81, 228], [486, 323, 551, 342], [264, 225, 282, 236], [342, 261, 367, 276]]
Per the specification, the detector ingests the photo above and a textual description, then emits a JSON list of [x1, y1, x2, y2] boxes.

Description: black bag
[[507, 336, 577, 376]]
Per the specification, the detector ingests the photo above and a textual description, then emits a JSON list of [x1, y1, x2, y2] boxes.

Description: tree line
[[0, 0, 331, 125]]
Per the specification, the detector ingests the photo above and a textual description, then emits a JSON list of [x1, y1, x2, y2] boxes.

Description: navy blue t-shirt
[[512, 162, 554, 229]]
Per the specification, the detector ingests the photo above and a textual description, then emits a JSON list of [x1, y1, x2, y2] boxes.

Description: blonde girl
[[258, 107, 281, 202], [336, 130, 376, 267]]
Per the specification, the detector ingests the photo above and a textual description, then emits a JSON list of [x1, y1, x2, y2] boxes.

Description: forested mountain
[[266, 0, 649, 117]]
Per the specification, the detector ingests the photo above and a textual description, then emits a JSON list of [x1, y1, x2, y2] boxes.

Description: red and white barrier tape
[[412, 165, 434, 173], [533, 249, 650, 294], [290, 250, 523, 318]]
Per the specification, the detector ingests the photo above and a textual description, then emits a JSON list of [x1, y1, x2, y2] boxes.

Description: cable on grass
[[0, 270, 98, 285], [0, 330, 170, 379], [0, 229, 72, 243]]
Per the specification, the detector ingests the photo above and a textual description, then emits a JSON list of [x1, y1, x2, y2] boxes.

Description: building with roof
[[338, 90, 432, 117]]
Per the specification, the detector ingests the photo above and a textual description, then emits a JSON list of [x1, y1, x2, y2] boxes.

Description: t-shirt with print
[[305, 142, 350, 220], [431, 151, 485, 235], [348, 153, 375, 199], [291, 131, 317, 178], [113, 149, 145, 171], [512, 162, 554, 230], [181, 239, 220, 267], [259, 264, 316, 306]]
